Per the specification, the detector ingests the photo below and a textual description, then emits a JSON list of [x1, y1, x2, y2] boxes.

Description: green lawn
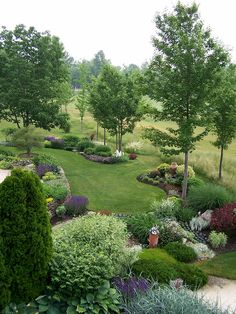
[[198, 252, 236, 280], [37, 148, 165, 213]]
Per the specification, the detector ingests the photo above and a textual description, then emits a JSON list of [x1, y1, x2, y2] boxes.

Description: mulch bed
[[18, 152, 38, 158]]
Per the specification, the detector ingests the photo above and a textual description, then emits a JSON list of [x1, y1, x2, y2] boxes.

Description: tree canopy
[[0, 24, 69, 130], [143, 2, 229, 198]]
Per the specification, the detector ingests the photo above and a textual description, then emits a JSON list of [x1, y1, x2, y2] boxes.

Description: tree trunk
[[219, 145, 224, 180], [103, 128, 106, 146], [81, 116, 83, 132], [27, 146, 31, 156], [96, 122, 99, 141], [115, 132, 118, 150], [182, 151, 189, 200]]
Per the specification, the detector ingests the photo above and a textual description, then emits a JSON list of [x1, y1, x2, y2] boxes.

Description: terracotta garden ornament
[[148, 226, 160, 248]]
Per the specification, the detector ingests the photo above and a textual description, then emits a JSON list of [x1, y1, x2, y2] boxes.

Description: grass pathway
[[44, 149, 165, 213]]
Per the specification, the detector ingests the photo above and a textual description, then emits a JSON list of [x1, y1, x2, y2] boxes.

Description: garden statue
[[170, 162, 178, 175], [148, 226, 159, 248], [115, 150, 124, 157]]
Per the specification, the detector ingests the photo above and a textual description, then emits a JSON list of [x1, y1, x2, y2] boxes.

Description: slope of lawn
[[41, 148, 165, 213], [198, 252, 236, 280]]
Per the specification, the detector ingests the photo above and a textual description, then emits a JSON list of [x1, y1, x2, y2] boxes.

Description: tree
[[89, 64, 142, 150], [12, 127, 42, 155], [0, 169, 52, 304], [143, 2, 229, 199], [210, 65, 236, 179], [0, 24, 69, 130]]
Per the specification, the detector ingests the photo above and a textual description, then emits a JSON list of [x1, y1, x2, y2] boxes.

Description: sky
[[1, 0, 236, 66]]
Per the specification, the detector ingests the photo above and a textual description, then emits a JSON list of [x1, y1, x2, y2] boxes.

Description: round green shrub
[[187, 183, 232, 212], [96, 151, 112, 157], [77, 140, 95, 152], [176, 165, 195, 178], [51, 215, 130, 297], [157, 163, 170, 176], [55, 205, 66, 218], [173, 263, 208, 290], [132, 249, 207, 290], [164, 242, 197, 262], [84, 147, 95, 155], [0, 169, 52, 304], [188, 177, 204, 188], [95, 145, 112, 153]]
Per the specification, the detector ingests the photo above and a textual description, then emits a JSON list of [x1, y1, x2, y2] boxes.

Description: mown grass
[[198, 252, 236, 280]]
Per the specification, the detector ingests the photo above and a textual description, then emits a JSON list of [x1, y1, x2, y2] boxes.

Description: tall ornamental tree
[[0, 24, 69, 130], [89, 64, 142, 150], [0, 169, 52, 305], [210, 65, 236, 179], [143, 2, 229, 199]]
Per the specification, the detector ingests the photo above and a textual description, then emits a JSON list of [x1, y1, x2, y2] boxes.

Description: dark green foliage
[[0, 149, 15, 157], [132, 249, 207, 290], [173, 263, 208, 290], [95, 145, 112, 153], [12, 127, 42, 155], [0, 169, 52, 304], [174, 207, 197, 223], [63, 135, 79, 148], [187, 183, 232, 212], [77, 139, 95, 152], [127, 213, 159, 244], [164, 242, 197, 263], [0, 238, 11, 310], [159, 224, 182, 247], [96, 151, 112, 157], [32, 153, 58, 167], [187, 177, 204, 188]]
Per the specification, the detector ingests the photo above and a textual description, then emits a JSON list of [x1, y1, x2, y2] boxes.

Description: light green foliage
[[190, 216, 209, 231], [55, 205, 66, 218], [42, 180, 68, 201], [157, 163, 170, 176], [12, 127, 42, 155], [186, 242, 215, 260], [187, 183, 232, 212], [150, 198, 181, 219], [208, 231, 228, 249], [32, 154, 59, 167], [125, 141, 143, 154], [176, 165, 195, 179], [42, 172, 57, 181], [0, 24, 69, 130], [51, 215, 131, 297], [143, 2, 229, 198], [1, 128, 17, 142]]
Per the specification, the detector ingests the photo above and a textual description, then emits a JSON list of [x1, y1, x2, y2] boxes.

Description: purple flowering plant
[[36, 164, 57, 178], [64, 195, 89, 216], [113, 277, 150, 299]]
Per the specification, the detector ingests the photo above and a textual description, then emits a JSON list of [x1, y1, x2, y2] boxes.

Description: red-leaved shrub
[[210, 203, 236, 231], [129, 153, 137, 160]]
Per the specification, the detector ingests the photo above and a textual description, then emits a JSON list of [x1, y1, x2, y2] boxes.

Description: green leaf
[[66, 306, 77, 314], [76, 306, 86, 313], [86, 293, 95, 303], [39, 304, 49, 312]]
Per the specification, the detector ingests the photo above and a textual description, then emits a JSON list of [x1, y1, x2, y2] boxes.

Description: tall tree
[[143, 2, 229, 199], [0, 24, 69, 130], [210, 65, 236, 179], [89, 64, 142, 150]]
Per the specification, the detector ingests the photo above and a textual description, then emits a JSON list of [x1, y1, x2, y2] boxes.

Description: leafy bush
[[157, 163, 170, 176], [187, 183, 232, 212], [42, 180, 68, 201], [32, 154, 58, 167], [176, 165, 195, 179], [0, 149, 15, 157], [64, 195, 89, 216], [186, 242, 215, 260], [210, 203, 236, 231], [50, 215, 130, 297], [77, 139, 95, 152], [96, 151, 112, 157], [84, 147, 96, 155], [164, 242, 197, 262], [111, 155, 129, 163], [42, 172, 57, 181], [208, 231, 228, 249], [55, 205, 66, 218], [132, 249, 207, 289], [121, 285, 229, 314], [188, 177, 204, 188], [127, 213, 159, 244], [12, 127, 42, 154], [174, 207, 196, 223], [62, 135, 79, 148], [151, 198, 181, 219], [95, 145, 112, 153], [0, 169, 52, 305]]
